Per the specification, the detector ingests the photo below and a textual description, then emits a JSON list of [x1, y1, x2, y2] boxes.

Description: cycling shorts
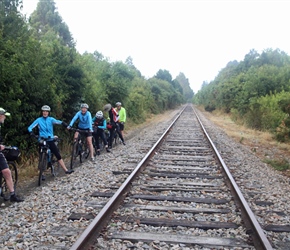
[[119, 123, 125, 131], [0, 152, 9, 171], [78, 128, 92, 137]]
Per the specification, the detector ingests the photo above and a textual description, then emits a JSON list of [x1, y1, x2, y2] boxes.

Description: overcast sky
[[21, 0, 290, 93]]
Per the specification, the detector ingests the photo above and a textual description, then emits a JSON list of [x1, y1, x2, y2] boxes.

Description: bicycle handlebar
[[1, 145, 18, 150], [31, 134, 62, 143]]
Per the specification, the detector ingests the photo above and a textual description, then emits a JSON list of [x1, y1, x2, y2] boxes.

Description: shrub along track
[[70, 105, 276, 250]]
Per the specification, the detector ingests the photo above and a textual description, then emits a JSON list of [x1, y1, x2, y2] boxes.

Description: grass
[[263, 158, 290, 171], [197, 106, 290, 176]]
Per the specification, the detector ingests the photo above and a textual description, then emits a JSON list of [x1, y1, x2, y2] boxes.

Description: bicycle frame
[[70, 129, 90, 169], [35, 136, 60, 186]]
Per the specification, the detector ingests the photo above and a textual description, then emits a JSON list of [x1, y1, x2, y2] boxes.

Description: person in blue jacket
[[67, 103, 95, 161], [28, 105, 74, 178]]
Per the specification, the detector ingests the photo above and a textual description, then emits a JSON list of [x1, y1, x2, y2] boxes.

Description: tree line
[[0, 0, 194, 150], [194, 48, 290, 142]]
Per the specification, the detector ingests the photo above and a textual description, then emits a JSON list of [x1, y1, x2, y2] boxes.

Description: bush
[[205, 105, 216, 112]]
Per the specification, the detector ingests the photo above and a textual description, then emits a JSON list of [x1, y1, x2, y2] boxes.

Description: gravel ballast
[[0, 105, 289, 249]]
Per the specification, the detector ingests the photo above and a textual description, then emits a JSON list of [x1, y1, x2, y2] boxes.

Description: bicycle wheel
[[114, 130, 119, 146], [0, 162, 18, 200], [84, 142, 90, 159], [92, 136, 98, 156], [80, 141, 90, 162], [99, 139, 105, 152], [50, 155, 60, 177], [70, 141, 79, 169], [38, 152, 47, 186]]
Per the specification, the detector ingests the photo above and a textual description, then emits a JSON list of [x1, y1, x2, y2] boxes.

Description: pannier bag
[[3, 147, 21, 161]]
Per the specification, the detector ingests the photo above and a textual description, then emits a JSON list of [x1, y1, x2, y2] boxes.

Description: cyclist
[[67, 103, 95, 161], [0, 107, 23, 202], [92, 111, 110, 155], [115, 102, 126, 140], [103, 103, 125, 149], [28, 105, 74, 179]]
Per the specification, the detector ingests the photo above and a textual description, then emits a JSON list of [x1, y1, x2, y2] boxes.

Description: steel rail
[[70, 105, 186, 250], [193, 107, 273, 250]]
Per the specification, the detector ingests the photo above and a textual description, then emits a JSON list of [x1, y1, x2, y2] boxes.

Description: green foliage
[[126, 78, 152, 122], [155, 69, 173, 83], [263, 158, 290, 171], [0, 0, 192, 153], [175, 73, 194, 102], [194, 48, 290, 143], [29, 0, 74, 47]]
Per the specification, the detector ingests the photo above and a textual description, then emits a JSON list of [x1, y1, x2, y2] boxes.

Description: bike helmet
[[41, 105, 51, 112], [80, 103, 89, 109], [0, 107, 10, 116], [95, 111, 103, 119], [103, 103, 112, 112], [116, 102, 121, 106]]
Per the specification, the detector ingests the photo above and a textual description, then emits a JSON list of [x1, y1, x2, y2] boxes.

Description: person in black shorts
[[67, 103, 95, 161], [28, 105, 74, 180], [0, 107, 23, 202]]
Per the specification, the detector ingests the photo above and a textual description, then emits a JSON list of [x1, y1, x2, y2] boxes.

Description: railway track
[[70, 105, 274, 249]]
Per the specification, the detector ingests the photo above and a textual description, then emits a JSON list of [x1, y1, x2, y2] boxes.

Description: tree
[[29, 0, 74, 47], [175, 72, 194, 102], [155, 69, 172, 83]]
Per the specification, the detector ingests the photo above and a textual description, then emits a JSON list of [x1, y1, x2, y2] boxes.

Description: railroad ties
[[70, 105, 273, 249]]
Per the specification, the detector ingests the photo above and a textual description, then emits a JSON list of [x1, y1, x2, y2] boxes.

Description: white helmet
[[116, 102, 121, 106], [95, 111, 103, 119], [41, 105, 51, 111], [0, 107, 10, 116], [80, 103, 89, 109]]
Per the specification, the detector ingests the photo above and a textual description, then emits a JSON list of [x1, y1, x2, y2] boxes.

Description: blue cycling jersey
[[28, 116, 62, 140], [69, 110, 93, 131]]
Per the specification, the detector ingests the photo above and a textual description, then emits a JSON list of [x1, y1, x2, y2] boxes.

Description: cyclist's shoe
[[96, 151, 100, 156], [90, 157, 95, 162], [106, 148, 111, 153], [10, 194, 24, 202], [42, 175, 46, 181], [65, 169, 74, 174], [47, 162, 52, 169], [122, 141, 126, 145]]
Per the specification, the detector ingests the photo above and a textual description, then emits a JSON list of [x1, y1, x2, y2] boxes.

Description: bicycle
[[107, 124, 123, 148], [32, 136, 61, 186], [92, 127, 110, 153], [70, 128, 90, 169], [0, 146, 20, 200]]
